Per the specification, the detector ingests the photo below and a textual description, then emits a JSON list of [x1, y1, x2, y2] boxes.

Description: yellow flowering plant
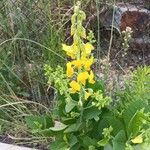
[[26, 2, 150, 150], [43, 3, 150, 150], [43, 2, 112, 149]]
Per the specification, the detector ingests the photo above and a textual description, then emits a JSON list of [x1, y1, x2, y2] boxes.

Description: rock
[[131, 36, 150, 50], [100, 3, 150, 51], [119, 3, 150, 37]]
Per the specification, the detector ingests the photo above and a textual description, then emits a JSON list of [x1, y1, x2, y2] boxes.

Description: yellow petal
[[70, 81, 81, 93], [70, 88, 77, 94], [72, 60, 83, 68], [67, 52, 75, 59], [89, 70, 95, 84], [131, 135, 143, 144], [77, 72, 89, 85], [81, 43, 94, 58], [62, 44, 75, 59], [72, 44, 79, 53], [84, 56, 94, 71], [84, 43, 94, 55], [66, 62, 74, 77], [85, 91, 91, 100], [62, 44, 71, 51]]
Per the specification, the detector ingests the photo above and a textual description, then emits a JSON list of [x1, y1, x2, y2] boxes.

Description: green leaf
[[104, 144, 113, 150], [98, 138, 109, 147], [133, 143, 150, 150], [50, 121, 67, 131], [62, 117, 76, 124], [127, 110, 148, 137], [98, 115, 125, 137], [50, 140, 68, 150], [87, 80, 105, 93], [44, 114, 54, 128], [64, 122, 82, 133], [65, 100, 77, 113], [25, 115, 45, 130], [112, 130, 126, 150], [70, 143, 80, 150], [81, 135, 97, 147], [25, 114, 53, 131], [123, 99, 148, 129], [68, 135, 78, 147], [38, 128, 54, 137], [83, 106, 101, 120]]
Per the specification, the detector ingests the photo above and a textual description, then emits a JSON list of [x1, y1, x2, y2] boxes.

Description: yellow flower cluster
[[62, 2, 95, 95], [63, 41, 95, 94], [62, 42, 94, 60]]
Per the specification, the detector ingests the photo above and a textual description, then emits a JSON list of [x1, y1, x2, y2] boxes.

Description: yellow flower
[[66, 62, 74, 77], [70, 80, 81, 93], [131, 135, 143, 144], [72, 60, 83, 68], [89, 70, 95, 84], [77, 72, 89, 85], [85, 43, 94, 53], [84, 56, 94, 71], [62, 44, 75, 59], [85, 91, 91, 100], [72, 44, 79, 52], [83, 42, 94, 56]]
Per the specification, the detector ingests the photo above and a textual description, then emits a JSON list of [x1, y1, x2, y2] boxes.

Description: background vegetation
[[0, 0, 149, 149]]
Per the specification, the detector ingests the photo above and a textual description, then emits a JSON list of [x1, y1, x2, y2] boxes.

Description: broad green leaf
[[83, 106, 101, 120], [127, 110, 148, 137], [64, 122, 81, 133], [44, 114, 54, 128], [69, 135, 78, 147], [50, 121, 67, 131], [38, 128, 54, 136], [65, 100, 77, 113], [133, 143, 150, 150], [98, 115, 125, 137], [25, 115, 45, 130], [50, 140, 68, 150], [81, 135, 97, 147], [123, 99, 148, 130], [62, 117, 76, 124], [104, 144, 113, 150], [70, 143, 80, 150], [25, 114, 53, 131], [112, 130, 126, 150]]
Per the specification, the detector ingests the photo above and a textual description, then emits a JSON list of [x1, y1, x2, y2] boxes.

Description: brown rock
[[100, 3, 150, 51], [119, 4, 150, 37]]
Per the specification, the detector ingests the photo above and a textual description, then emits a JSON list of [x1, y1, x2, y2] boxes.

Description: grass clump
[[0, 0, 66, 144]]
